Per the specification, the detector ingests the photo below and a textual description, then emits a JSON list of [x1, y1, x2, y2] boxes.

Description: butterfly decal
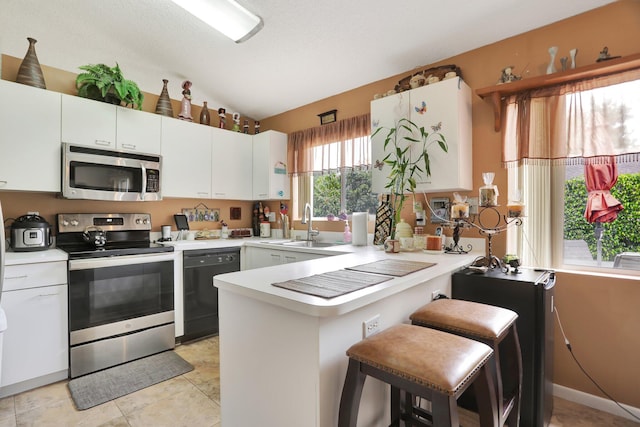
[[374, 160, 384, 171], [431, 121, 442, 132], [372, 119, 380, 128], [414, 101, 427, 114]]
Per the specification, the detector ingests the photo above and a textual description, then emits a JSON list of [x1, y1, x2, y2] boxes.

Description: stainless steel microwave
[[62, 143, 162, 201]]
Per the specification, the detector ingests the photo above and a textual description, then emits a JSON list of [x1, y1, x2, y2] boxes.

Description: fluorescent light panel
[[172, 0, 263, 43]]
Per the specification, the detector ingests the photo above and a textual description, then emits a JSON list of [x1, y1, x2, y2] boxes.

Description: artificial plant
[[372, 117, 448, 238]]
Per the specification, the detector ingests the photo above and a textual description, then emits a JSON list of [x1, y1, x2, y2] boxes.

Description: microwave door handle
[[140, 163, 147, 200]]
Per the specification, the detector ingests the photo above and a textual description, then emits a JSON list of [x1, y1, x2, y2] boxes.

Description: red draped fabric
[[584, 157, 624, 223]]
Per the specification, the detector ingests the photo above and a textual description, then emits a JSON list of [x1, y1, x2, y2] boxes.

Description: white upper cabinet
[[0, 80, 61, 192], [252, 131, 290, 200], [371, 77, 472, 194], [211, 128, 253, 200], [116, 107, 162, 154], [61, 94, 161, 154], [160, 117, 212, 198]]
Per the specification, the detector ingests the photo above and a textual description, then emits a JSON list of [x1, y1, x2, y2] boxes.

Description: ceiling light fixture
[[171, 0, 263, 43]]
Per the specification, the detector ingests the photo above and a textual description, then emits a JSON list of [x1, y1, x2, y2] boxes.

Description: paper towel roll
[[351, 212, 368, 246]]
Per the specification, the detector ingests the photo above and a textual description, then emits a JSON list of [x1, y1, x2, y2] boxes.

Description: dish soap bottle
[[343, 220, 352, 243]]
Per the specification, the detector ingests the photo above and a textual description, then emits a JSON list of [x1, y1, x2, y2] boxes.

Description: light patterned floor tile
[[124, 387, 220, 427], [15, 398, 122, 427], [13, 381, 71, 415], [0, 396, 15, 426], [114, 376, 196, 416]]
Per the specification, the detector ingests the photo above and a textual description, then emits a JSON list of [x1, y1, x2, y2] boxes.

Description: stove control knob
[[136, 218, 141, 224], [61, 219, 69, 226], [143, 218, 149, 224], [70, 219, 79, 227]]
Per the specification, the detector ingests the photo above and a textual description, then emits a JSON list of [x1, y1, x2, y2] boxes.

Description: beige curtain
[[289, 113, 371, 176], [502, 68, 640, 166]]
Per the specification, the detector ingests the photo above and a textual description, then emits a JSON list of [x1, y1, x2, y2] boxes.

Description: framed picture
[[430, 197, 449, 223], [318, 109, 337, 125]]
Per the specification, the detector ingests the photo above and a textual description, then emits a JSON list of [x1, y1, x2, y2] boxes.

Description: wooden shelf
[[476, 53, 640, 131]]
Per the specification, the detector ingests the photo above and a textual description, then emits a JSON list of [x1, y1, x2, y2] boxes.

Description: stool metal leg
[[339, 359, 367, 427]]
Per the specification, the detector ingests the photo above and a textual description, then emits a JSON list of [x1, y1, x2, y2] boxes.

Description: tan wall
[[1, 0, 639, 408], [260, 0, 640, 408]]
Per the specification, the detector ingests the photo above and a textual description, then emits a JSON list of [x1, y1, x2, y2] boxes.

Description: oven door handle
[[140, 163, 147, 200], [69, 252, 176, 270]]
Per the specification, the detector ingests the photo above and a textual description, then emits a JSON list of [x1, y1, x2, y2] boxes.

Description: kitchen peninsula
[[214, 246, 480, 427]]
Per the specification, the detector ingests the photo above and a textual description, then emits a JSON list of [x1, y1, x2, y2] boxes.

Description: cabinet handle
[[0, 180, 7, 187], [38, 292, 61, 297], [5, 275, 28, 280], [197, 192, 210, 197], [94, 140, 113, 147], [120, 143, 137, 150]]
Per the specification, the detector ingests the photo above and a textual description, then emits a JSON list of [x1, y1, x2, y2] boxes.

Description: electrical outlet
[[363, 314, 381, 338], [431, 290, 441, 301]]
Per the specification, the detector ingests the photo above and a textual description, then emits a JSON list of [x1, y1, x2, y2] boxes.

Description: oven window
[[69, 260, 174, 331], [70, 161, 144, 193]]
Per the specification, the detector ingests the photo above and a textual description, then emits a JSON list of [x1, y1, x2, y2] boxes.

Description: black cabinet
[[452, 268, 556, 427]]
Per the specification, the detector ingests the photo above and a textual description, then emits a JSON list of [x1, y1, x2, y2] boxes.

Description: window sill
[[555, 265, 640, 280]]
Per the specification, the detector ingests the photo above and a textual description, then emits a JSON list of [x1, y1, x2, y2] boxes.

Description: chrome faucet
[[301, 203, 320, 241]]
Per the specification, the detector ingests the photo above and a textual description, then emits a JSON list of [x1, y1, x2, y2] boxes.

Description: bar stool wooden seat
[[410, 299, 522, 427], [338, 323, 498, 427]]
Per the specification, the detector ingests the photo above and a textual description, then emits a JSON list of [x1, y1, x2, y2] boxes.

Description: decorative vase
[[569, 48, 578, 69], [155, 79, 174, 117], [200, 101, 211, 125], [546, 46, 558, 74], [16, 37, 46, 89], [373, 194, 393, 245]]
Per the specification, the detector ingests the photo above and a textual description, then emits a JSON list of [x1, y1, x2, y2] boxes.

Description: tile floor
[[0, 335, 637, 426]]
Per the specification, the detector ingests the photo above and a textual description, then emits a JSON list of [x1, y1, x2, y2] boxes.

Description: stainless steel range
[[56, 213, 175, 378]]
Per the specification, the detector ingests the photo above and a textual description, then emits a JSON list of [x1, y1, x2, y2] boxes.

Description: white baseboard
[[554, 383, 640, 422]]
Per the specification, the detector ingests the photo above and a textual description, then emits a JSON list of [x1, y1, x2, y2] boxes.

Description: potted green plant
[[372, 117, 448, 239], [75, 63, 144, 110]]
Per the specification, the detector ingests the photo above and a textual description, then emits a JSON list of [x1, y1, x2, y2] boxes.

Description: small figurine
[[243, 119, 249, 134], [178, 80, 193, 122], [596, 46, 620, 62], [254, 120, 260, 134], [218, 107, 226, 129], [498, 66, 521, 84], [232, 112, 241, 132]]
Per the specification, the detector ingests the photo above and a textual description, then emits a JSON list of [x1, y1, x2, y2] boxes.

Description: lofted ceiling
[[1, 0, 615, 120]]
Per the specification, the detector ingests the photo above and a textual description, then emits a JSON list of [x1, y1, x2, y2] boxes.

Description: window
[[311, 138, 378, 218], [289, 114, 376, 220], [505, 75, 640, 271]]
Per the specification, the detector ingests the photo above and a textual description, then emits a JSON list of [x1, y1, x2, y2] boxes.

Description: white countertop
[[215, 245, 481, 317], [4, 248, 68, 265]]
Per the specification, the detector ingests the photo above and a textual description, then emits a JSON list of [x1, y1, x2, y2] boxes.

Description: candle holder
[[443, 206, 523, 271]]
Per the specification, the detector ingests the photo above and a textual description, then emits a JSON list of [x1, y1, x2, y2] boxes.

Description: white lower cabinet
[[0, 261, 68, 398], [242, 246, 329, 270]]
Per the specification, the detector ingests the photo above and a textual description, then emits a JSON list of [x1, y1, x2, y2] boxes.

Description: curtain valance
[[289, 113, 371, 176], [502, 68, 640, 166]]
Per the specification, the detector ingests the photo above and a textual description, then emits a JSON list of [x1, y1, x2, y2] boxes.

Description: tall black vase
[[16, 37, 46, 89]]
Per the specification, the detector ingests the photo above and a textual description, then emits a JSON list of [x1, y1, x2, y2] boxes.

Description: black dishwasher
[[182, 247, 240, 342]]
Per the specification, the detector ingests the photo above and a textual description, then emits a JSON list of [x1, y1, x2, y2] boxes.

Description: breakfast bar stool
[[410, 299, 522, 427], [338, 323, 498, 427]]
